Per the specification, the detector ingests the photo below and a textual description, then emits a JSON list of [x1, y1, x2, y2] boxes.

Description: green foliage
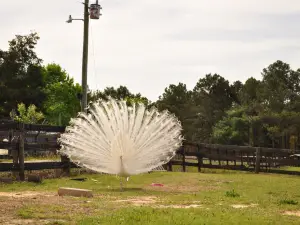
[[42, 64, 81, 126], [156, 76, 240, 142], [88, 86, 149, 107], [225, 189, 240, 198], [192, 74, 240, 142], [124, 95, 148, 106], [213, 106, 250, 145], [240, 77, 261, 105], [260, 60, 300, 112], [155, 83, 196, 140], [211, 61, 300, 148], [10, 103, 44, 124], [279, 199, 298, 205], [0, 32, 46, 117]]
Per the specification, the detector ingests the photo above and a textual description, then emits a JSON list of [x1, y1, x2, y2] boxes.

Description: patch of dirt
[[2, 218, 36, 225], [114, 196, 203, 209], [0, 191, 96, 224], [156, 204, 202, 209], [283, 211, 300, 217], [114, 196, 157, 206], [1, 218, 65, 225], [231, 204, 258, 209], [145, 184, 217, 193], [0, 191, 55, 198]]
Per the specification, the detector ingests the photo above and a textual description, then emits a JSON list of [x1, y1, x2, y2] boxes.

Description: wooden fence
[[166, 142, 300, 175], [1, 121, 300, 180], [0, 122, 78, 180]]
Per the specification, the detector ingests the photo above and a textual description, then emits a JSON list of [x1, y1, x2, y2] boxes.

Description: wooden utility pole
[[81, 0, 90, 112], [67, 0, 102, 113]]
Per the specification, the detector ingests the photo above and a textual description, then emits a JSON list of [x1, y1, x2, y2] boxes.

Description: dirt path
[[0, 191, 80, 224]]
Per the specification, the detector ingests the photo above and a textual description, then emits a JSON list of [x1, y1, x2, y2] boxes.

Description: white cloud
[[1, 0, 300, 101]]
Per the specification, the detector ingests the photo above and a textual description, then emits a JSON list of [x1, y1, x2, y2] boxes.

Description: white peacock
[[58, 98, 183, 189]]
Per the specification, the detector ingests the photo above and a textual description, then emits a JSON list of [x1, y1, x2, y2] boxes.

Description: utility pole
[[81, 0, 89, 112], [66, 0, 102, 113]]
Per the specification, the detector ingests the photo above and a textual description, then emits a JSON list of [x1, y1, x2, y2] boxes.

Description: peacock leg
[[120, 177, 123, 191]]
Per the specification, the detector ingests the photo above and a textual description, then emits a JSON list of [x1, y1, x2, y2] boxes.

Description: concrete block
[[58, 187, 93, 198]]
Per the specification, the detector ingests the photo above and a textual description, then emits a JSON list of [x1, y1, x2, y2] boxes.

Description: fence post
[[18, 123, 25, 181], [168, 161, 173, 171], [240, 151, 244, 168], [233, 150, 237, 167], [12, 147, 19, 180], [255, 147, 261, 174], [61, 155, 71, 176], [197, 144, 202, 172], [218, 149, 221, 166], [226, 149, 229, 166], [8, 129, 13, 156], [182, 147, 186, 172]]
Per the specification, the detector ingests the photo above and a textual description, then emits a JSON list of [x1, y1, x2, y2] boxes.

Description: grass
[[279, 199, 298, 205], [0, 154, 60, 163], [1, 169, 300, 224], [225, 189, 240, 198]]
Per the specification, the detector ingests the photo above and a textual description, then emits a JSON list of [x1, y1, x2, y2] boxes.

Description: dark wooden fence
[[166, 142, 300, 175], [1, 121, 300, 180], [0, 122, 78, 180]]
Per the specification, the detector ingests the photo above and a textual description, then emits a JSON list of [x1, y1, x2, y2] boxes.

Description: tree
[[156, 83, 193, 118], [191, 74, 238, 142], [42, 64, 81, 126], [259, 60, 300, 112], [212, 61, 300, 148], [0, 32, 45, 117], [212, 106, 250, 145], [10, 103, 44, 124], [88, 86, 149, 106], [239, 77, 261, 105], [125, 95, 149, 106], [155, 83, 198, 140], [231, 80, 243, 105]]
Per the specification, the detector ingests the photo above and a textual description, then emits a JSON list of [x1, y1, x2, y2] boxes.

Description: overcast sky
[[1, 0, 300, 101]]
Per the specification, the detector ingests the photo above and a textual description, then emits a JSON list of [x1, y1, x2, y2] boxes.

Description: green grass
[[0, 154, 60, 163], [225, 189, 240, 198], [25, 155, 60, 161], [1, 169, 300, 224], [279, 199, 298, 205]]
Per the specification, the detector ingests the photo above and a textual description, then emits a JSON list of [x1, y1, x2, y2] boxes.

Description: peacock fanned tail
[[58, 98, 183, 176]]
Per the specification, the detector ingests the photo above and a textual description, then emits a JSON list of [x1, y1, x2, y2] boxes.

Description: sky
[[1, 0, 300, 101]]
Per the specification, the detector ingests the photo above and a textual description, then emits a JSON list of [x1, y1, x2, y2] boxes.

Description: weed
[[225, 189, 240, 198], [279, 199, 298, 205]]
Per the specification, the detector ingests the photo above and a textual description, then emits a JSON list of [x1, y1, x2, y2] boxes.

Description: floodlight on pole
[[66, 15, 84, 23]]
